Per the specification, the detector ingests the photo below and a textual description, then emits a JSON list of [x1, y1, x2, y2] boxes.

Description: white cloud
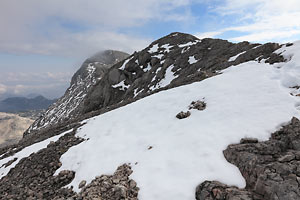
[[0, 72, 73, 98], [209, 0, 300, 43], [0, 84, 7, 95], [194, 31, 223, 39], [0, 0, 195, 57]]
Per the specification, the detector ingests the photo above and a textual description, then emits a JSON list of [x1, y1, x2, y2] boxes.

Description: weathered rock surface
[[196, 117, 300, 200], [196, 181, 262, 200], [76, 164, 139, 200]]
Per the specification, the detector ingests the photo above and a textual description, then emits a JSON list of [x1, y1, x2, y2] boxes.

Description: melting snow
[[159, 65, 178, 88], [188, 56, 198, 64], [0, 129, 73, 179], [149, 44, 159, 53], [228, 51, 246, 62], [178, 40, 200, 48], [134, 88, 144, 98], [52, 42, 300, 200], [112, 80, 129, 90], [161, 44, 173, 53], [119, 58, 130, 70], [143, 63, 152, 72], [153, 54, 164, 59], [87, 64, 96, 74]]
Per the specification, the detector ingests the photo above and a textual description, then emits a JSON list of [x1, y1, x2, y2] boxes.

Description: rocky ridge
[[26, 50, 129, 135], [26, 32, 284, 137], [79, 32, 284, 115]]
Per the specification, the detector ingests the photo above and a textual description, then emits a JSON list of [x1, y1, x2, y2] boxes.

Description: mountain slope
[[0, 33, 299, 199], [26, 50, 129, 134], [54, 46, 300, 199], [80, 33, 283, 115], [0, 95, 55, 113]]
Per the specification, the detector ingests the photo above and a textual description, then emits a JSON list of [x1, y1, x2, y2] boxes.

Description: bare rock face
[[196, 117, 300, 200], [25, 50, 129, 136]]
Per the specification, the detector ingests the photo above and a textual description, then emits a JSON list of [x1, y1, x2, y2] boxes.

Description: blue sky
[[0, 0, 300, 99]]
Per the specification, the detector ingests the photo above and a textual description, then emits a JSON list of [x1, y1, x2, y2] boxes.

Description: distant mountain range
[[0, 95, 56, 112]]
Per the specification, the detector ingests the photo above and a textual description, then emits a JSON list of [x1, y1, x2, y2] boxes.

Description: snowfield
[[54, 42, 300, 199]]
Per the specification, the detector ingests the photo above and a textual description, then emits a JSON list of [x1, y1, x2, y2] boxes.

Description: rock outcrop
[[76, 164, 139, 200], [196, 117, 300, 200]]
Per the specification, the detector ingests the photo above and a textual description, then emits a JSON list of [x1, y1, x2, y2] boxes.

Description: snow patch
[[161, 44, 173, 53], [112, 80, 129, 90], [159, 65, 178, 88], [149, 44, 159, 53], [87, 64, 96, 74], [134, 88, 144, 98], [153, 54, 164, 59], [143, 63, 152, 72], [178, 40, 200, 48], [229, 51, 246, 62], [188, 56, 198, 64], [119, 59, 130, 70]]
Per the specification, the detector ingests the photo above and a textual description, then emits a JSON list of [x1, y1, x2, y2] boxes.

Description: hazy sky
[[0, 0, 300, 99]]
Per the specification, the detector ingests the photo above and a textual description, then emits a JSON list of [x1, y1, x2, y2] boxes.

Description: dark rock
[[189, 100, 206, 111], [76, 164, 139, 200], [78, 180, 86, 189], [240, 138, 258, 144], [176, 111, 191, 119], [196, 181, 262, 200]]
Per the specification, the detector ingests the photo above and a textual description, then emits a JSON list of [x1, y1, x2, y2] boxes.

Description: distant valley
[[0, 95, 56, 147], [0, 112, 33, 148]]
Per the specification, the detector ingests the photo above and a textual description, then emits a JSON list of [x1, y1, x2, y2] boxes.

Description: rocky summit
[[1, 32, 300, 200], [26, 50, 129, 136]]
